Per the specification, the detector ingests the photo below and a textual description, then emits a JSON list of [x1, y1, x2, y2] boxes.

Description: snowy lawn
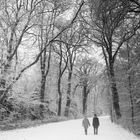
[[0, 116, 139, 140]]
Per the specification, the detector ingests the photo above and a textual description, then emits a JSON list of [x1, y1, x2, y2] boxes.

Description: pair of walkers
[[82, 114, 99, 135]]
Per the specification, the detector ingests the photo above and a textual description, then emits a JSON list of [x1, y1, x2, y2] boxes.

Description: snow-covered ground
[[0, 116, 139, 140]]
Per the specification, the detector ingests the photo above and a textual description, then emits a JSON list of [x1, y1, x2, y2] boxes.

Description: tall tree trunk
[[102, 46, 121, 119], [57, 77, 62, 116], [40, 75, 46, 102], [0, 52, 13, 103], [82, 85, 88, 115], [126, 43, 135, 125], [39, 46, 51, 103], [107, 85, 114, 122], [128, 74, 135, 125], [109, 63, 121, 119], [110, 106, 113, 122], [64, 71, 72, 117], [40, 70, 47, 118]]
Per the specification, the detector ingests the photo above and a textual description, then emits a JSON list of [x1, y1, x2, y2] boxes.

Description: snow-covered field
[[0, 116, 139, 140]]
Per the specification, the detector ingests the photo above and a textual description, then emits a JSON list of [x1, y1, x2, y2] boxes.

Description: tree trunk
[[39, 46, 51, 103], [109, 64, 121, 119], [57, 77, 62, 116], [82, 86, 88, 115], [127, 43, 134, 125], [39, 75, 46, 118], [110, 107, 113, 122], [0, 79, 6, 103], [0, 58, 12, 104], [128, 75, 135, 125], [64, 71, 72, 117], [40, 75, 46, 102]]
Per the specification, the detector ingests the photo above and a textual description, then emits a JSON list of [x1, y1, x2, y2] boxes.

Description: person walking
[[82, 116, 90, 135], [92, 114, 100, 135]]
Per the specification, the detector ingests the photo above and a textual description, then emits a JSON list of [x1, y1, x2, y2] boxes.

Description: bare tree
[[63, 23, 86, 117], [83, 0, 140, 119], [35, 0, 85, 112], [53, 36, 69, 116], [0, 0, 43, 105], [36, 1, 58, 103], [0, 0, 85, 106], [76, 57, 99, 114]]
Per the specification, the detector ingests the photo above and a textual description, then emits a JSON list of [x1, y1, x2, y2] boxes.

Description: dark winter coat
[[92, 117, 99, 128], [82, 118, 90, 129]]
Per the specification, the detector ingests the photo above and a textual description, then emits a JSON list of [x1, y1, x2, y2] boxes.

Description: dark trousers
[[84, 128, 87, 135], [94, 127, 98, 135]]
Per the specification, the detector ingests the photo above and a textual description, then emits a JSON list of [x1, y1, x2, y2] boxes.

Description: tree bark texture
[[57, 77, 62, 116], [128, 74, 135, 125], [127, 44, 135, 125], [64, 71, 72, 117], [109, 64, 121, 119], [39, 46, 51, 103], [82, 85, 88, 115], [40, 76, 46, 102]]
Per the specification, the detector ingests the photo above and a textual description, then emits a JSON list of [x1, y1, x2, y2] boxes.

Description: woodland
[[0, 0, 140, 135]]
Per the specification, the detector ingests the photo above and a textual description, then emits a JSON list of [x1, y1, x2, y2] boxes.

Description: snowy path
[[0, 116, 139, 140]]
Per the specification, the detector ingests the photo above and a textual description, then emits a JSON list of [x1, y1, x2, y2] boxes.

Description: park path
[[0, 116, 139, 140]]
